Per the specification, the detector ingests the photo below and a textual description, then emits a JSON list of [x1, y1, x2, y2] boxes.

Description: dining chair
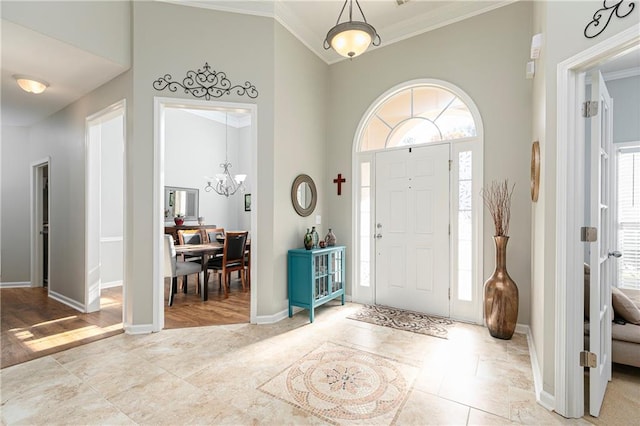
[[163, 234, 202, 306], [204, 227, 225, 244], [176, 229, 203, 292], [177, 229, 203, 245], [206, 231, 248, 298]]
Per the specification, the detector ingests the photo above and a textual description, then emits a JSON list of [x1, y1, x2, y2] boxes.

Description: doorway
[[353, 79, 484, 323], [85, 100, 126, 314], [30, 159, 50, 290], [555, 24, 639, 419], [153, 97, 258, 331]]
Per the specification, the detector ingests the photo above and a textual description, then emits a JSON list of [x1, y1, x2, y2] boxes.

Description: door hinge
[[582, 101, 599, 118], [449, 160, 452, 171], [448, 288, 451, 300], [581, 226, 597, 242], [580, 351, 597, 368], [448, 224, 451, 235]]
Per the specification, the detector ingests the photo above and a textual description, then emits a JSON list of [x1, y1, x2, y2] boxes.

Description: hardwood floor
[[164, 275, 250, 329], [1, 276, 250, 368], [1, 286, 123, 369]]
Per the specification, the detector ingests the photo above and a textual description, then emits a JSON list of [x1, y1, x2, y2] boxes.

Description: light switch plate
[[316, 215, 321, 225]]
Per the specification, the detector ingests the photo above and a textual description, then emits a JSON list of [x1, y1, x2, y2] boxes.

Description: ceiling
[[2, 0, 639, 128], [1, 19, 128, 127]]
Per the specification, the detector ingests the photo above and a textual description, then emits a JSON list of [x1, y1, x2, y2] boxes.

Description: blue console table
[[288, 246, 345, 322]]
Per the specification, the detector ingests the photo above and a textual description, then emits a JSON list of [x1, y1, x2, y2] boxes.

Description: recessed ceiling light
[[13, 75, 49, 94]]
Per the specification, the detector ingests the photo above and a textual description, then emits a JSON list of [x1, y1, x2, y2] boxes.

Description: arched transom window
[[359, 85, 477, 151]]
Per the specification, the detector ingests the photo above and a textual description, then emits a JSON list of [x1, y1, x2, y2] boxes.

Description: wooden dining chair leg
[[169, 277, 178, 307], [240, 269, 246, 292], [222, 270, 229, 298]]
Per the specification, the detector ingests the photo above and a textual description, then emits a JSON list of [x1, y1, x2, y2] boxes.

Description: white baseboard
[[255, 299, 351, 324], [101, 280, 123, 289], [49, 290, 85, 312], [255, 306, 299, 324], [522, 324, 556, 411], [0, 281, 32, 288], [124, 323, 155, 335]]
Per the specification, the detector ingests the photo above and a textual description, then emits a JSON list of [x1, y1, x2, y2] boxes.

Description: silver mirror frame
[[165, 186, 199, 221], [291, 174, 317, 217]]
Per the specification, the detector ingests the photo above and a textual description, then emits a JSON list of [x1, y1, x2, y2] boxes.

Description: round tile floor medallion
[[286, 348, 407, 420]]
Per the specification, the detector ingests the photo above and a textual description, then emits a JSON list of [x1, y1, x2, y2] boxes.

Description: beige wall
[[326, 1, 534, 324], [0, 126, 30, 283], [273, 22, 329, 314], [1, 0, 131, 66], [130, 2, 276, 324], [129, 2, 329, 323]]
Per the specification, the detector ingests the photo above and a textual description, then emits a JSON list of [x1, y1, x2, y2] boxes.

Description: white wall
[[100, 115, 124, 287], [327, 2, 533, 323], [607, 75, 640, 143], [164, 108, 250, 231]]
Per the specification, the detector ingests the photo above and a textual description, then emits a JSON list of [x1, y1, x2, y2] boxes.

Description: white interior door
[[375, 144, 450, 316], [588, 70, 614, 417]]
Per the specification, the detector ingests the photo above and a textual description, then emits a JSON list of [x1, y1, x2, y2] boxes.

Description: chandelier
[[323, 0, 381, 59], [204, 112, 246, 197]]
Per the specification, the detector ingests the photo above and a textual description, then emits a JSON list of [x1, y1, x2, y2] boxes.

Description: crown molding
[[159, 0, 517, 65]]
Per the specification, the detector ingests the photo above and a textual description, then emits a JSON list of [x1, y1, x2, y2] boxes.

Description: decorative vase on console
[[304, 228, 313, 250], [311, 226, 319, 249], [325, 228, 336, 246], [174, 216, 184, 226], [481, 180, 518, 340]]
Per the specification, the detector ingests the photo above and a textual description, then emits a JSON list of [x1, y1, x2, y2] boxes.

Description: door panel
[[375, 144, 450, 316], [588, 70, 613, 417]]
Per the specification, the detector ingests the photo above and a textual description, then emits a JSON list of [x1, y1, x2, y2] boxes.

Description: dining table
[[174, 240, 250, 301]]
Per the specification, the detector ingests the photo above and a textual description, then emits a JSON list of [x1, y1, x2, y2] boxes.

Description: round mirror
[[291, 174, 317, 217]]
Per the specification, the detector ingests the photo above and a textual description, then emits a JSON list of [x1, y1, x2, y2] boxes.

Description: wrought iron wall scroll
[[584, 0, 635, 39], [153, 62, 259, 99]]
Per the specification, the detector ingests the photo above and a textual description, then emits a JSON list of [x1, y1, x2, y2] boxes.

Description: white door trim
[[85, 99, 126, 315], [153, 97, 259, 332], [555, 24, 639, 418], [30, 157, 50, 291]]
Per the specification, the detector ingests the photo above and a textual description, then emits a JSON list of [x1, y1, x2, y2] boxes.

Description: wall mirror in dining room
[[156, 97, 257, 331], [164, 186, 199, 220]]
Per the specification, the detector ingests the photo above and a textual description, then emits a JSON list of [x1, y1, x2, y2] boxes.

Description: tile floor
[[0, 302, 591, 425]]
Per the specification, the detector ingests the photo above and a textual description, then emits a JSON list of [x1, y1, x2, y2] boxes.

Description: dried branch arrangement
[[481, 179, 515, 236]]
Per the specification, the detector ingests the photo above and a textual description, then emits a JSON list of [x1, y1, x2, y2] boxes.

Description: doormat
[[347, 304, 454, 339]]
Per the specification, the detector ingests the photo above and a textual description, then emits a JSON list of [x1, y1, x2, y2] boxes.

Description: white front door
[[375, 144, 450, 316], [588, 70, 614, 417]]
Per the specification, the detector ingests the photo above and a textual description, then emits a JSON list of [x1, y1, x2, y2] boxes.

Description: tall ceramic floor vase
[[484, 236, 519, 339]]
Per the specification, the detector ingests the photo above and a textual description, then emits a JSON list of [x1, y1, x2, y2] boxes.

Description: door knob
[[375, 234, 383, 239], [608, 251, 622, 258]]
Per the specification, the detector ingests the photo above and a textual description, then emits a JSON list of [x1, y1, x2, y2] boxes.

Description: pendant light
[[204, 112, 246, 197], [323, 0, 381, 59]]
